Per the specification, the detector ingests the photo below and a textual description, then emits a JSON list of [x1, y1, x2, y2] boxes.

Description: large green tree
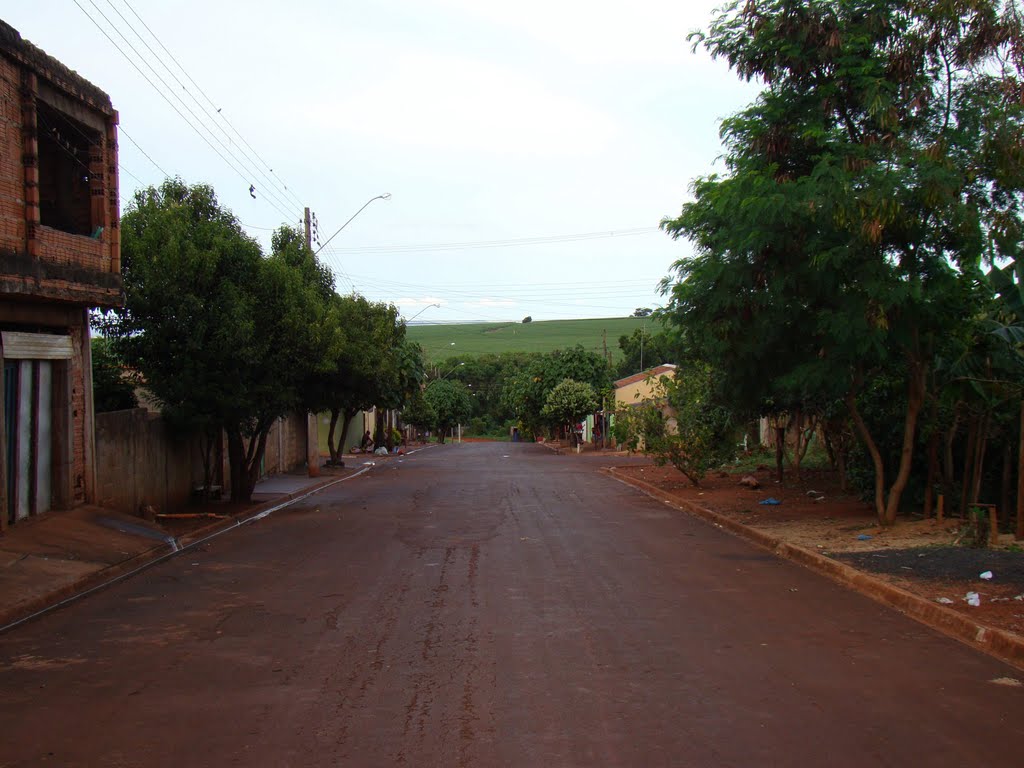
[[91, 336, 138, 413], [424, 379, 472, 443], [503, 345, 612, 437], [98, 179, 330, 502], [541, 378, 598, 446], [315, 296, 409, 463], [663, 0, 1024, 524]]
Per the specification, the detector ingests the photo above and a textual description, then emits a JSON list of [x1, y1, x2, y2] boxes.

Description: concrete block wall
[[262, 413, 309, 477], [94, 408, 203, 516], [95, 410, 310, 517]]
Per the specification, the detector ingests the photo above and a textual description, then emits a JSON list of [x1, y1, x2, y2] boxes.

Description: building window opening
[[36, 101, 99, 236]]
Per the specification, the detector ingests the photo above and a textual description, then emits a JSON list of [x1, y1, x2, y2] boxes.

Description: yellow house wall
[[614, 370, 675, 408]]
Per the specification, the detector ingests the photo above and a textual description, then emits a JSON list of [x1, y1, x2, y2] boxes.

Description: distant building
[[0, 21, 122, 528], [613, 364, 678, 409]]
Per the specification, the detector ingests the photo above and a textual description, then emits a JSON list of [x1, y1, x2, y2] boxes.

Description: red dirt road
[[2, 442, 1023, 766]]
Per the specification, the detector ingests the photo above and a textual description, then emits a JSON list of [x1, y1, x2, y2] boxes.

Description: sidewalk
[[0, 467, 357, 632]]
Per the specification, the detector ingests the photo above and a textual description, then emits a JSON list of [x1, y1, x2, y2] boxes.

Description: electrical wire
[[105, 0, 305, 213], [73, 0, 299, 224], [119, 0, 305, 211], [85, 0, 299, 221], [324, 227, 658, 255], [118, 125, 169, 177]]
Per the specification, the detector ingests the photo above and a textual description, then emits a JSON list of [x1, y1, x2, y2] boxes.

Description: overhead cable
[[74, 0, 298, 224]]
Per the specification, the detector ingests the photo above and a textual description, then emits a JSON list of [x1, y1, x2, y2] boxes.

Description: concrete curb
[[604, 466, 1024, 673], [0, 470, 365, 634]]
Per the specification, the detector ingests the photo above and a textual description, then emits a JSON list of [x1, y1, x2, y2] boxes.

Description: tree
[[423, 379, 472, 442], [503, 345, 612, 438], [97, 179, 329, 502], [615, 326, 687, 378], [632, 307, 653, 318], [311, 297, 421, 461], [402, 391, 437, 438], [91, 336, 138, 413], [663, 0, 1024, 524], [541, 378, 598, 446], [522, 316, 533, 323], [614, 364, 734, 487]]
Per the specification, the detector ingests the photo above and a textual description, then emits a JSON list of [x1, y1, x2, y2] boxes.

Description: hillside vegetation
[[407, 317, 650, 362]]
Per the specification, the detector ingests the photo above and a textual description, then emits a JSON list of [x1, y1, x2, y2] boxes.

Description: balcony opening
[[36, 101, 99, 237]]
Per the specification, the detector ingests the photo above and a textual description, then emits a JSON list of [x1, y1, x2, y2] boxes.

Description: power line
[[106, 0, 305, 213], [118, 125, 169, 177], [73, 0, 299, 224], [85, 0, 299, 221], [324, 227, 658, 255]]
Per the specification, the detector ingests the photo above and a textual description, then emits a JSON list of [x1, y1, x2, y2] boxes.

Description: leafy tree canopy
[[662, 0, 1024, 523], [541, 378, 598, 437], [91, 336, 138, 413], [96, 178, 330, 500], [424, 379, 473, 442]]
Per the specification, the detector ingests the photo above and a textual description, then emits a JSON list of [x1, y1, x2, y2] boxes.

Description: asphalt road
[[2, 442, 1022, 767]]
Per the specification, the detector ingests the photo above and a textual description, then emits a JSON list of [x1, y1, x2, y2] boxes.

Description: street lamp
[[315, 193, 392, 255], [438, 362, 465, 380], [406, 303, 440, 323]]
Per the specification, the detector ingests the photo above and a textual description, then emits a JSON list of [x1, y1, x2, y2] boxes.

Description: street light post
[[305, 193, 391, 477], [314, 193, 391, 255], [406, 303, 440, 324]]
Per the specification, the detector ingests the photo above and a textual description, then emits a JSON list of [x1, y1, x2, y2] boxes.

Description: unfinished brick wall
[[69, 322, 86, 503], [0, 57, 24, 254], [0, 26, 121, 307]]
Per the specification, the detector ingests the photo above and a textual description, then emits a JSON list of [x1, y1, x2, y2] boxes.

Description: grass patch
[[408, 316, 650, 362]]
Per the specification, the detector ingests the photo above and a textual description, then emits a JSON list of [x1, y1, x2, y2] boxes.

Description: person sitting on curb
[[360, 430, 374, 452]]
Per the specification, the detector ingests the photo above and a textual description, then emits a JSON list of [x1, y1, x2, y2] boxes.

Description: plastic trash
[[980, 571, 993, 580], [965, 591, 981, 607], [759, 498, 782, 506], [936, 597, 954, 604], [856, 534, 872, 541]]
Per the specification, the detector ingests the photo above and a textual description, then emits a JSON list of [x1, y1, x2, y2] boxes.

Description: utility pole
[[304, 206, 320, 478]]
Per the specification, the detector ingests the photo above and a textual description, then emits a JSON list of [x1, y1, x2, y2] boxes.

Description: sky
[[7, 0, 759, 325]]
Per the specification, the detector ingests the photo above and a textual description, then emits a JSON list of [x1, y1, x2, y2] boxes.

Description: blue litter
[[857, 534, 872, 541], [759, 498, 782, 506]]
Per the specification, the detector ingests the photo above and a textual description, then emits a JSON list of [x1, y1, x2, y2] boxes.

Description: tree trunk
[[333, 408, 358, 459], [327, 409, 340, 464], [960, 414, 979, 518], [837, 445, 848, 493], [790, 409, 803, 482], [822, 427, 837, 471], [847, 392, 886, 524], [923, 429, 940, 519], [199, 428, 216, 497], [943, 410, 960, 507], [881, 364, 926, 526], [774, 426, 785, 484], [1001, 439, 1012, 535], [226, 421, 272, 503], [969, 412, 990, 510], [226, 429, 251, 502], [1017, 400, 1023, 540]]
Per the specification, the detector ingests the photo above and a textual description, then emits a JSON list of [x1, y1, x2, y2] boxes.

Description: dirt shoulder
[[612, 463, 1024, 638]]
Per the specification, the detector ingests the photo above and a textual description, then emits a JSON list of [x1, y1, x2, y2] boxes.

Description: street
[[1, 441, 1022, 767]]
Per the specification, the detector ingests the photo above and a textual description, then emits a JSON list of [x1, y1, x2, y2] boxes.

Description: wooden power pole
[[304, 207, 320, 477]]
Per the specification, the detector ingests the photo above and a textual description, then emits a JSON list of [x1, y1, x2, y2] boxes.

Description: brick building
[[0, 21, 121, 529]]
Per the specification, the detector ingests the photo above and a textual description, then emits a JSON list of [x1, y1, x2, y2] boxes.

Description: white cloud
[[434, 0, 718, 67], [308, 51, 619, 157], [396, 297, 447, 307], [469, 298, 518, 308]]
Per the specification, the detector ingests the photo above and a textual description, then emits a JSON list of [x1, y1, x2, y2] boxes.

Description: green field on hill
[[407, 317, 654, 362]]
